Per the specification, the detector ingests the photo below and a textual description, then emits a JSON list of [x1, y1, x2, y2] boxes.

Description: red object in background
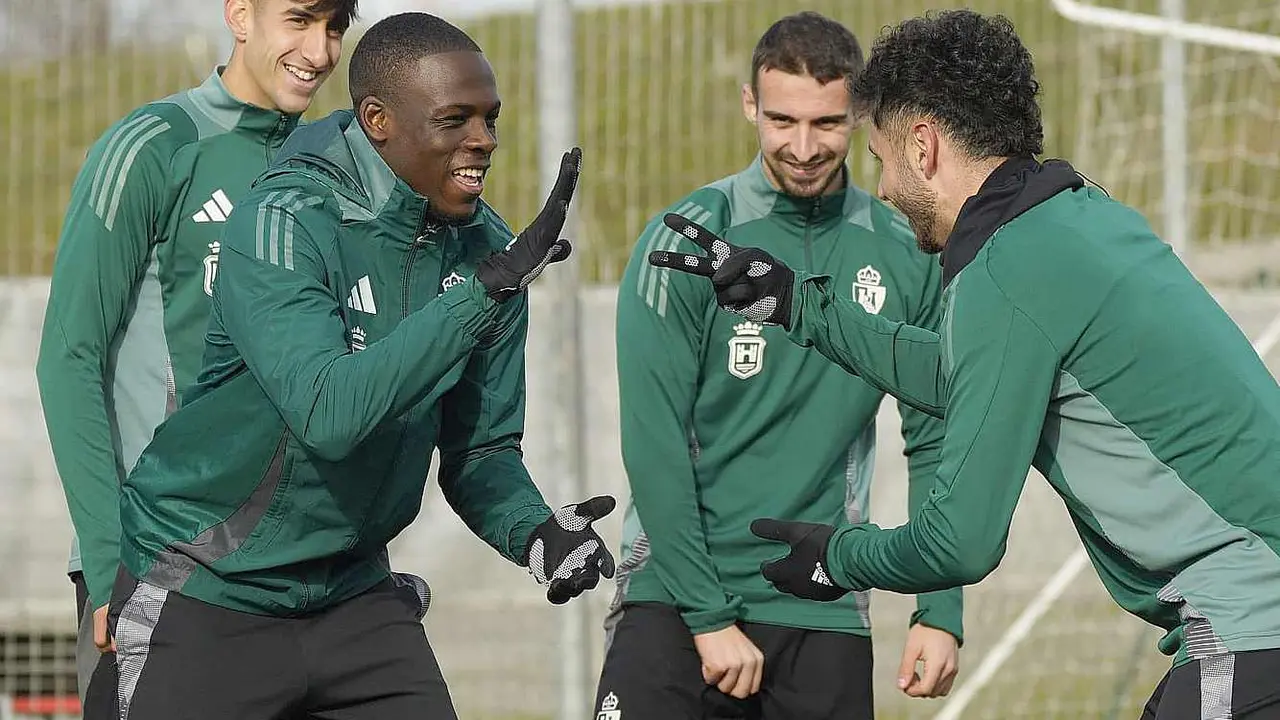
[[11, 696, 82, 715]]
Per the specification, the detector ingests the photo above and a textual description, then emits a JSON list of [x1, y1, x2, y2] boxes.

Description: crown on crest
[[733, 321, 763, 336], [856, 265, 881, 285], [600, 693, 619, 711], [208, 241, 221, 252], [351, 326, 367, 342]]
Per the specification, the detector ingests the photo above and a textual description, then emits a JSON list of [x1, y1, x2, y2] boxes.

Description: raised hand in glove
[[749, 519, 851, 602], [525, 495, 617, 604], [647, 213, 796, 329], [475, 147, 581, 302]]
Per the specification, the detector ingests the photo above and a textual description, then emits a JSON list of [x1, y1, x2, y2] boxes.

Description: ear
[[225, 0, 252, 43], [741, 83, 758, 125], [359, 97, 391, 143], [911, 120, 941, 180]]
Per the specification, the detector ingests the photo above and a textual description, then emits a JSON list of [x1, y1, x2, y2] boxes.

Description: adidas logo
[[192, 189, 234, 223], [346, 275, 378, 315], [811, 562, 833, 586]]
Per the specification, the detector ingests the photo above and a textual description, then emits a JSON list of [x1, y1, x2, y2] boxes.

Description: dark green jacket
[[37, 68, 299, 607], [118, 109, 553, 615], [613, 157, 962, 640], [789, 158, 1280, 664]]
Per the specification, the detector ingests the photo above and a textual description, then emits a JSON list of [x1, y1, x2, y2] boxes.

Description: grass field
[[2, 0, 1278, 280]]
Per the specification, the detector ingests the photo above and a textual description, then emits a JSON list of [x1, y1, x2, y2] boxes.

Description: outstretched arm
[[750, 272, 1058, 598], [650, 213, 946, 416]]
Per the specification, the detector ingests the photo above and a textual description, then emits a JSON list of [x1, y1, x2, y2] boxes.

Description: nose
[[791, 124, 819, 164], [299, 24, 330, 68], [465, 120, 498, 155], [877, 177, 887, 201]]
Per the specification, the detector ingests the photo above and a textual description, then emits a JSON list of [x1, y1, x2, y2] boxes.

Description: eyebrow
[[285, 6, 319, 20], [433, 102, 503, 116], [762, 110, 848, 125]]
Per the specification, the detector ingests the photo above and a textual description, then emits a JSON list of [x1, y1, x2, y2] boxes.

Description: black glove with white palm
[[475, 147, 581, 302], [524, 495, 617, 604], [648, 213, 796, 329]]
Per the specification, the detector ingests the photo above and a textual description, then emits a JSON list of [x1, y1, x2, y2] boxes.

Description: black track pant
[[1140, 648, 1280, 720], [593, 602, 875, 720], [107, 568, 451, 720]]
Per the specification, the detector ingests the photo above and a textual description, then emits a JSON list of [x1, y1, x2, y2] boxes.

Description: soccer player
[[36, 1, 355, 715], [594, 12, 962, 719], [652, 9, 1280, 718], [100, 12, 614, 719]]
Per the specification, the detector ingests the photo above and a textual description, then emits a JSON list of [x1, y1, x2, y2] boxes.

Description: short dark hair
[[750, 12, 864, 95], [265, 0, 359, 34], [348, 12, 481, 107], [852, 10, 1043, 158]]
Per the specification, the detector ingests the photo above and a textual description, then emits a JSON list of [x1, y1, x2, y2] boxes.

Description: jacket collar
[[740, 154, 855, 226], [941, 156, 1085, 286], [187, 66, 299, 135]]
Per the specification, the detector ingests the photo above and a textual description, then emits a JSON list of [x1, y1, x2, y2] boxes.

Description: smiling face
[[224, 0, 348, 114], [361, 51, 500, 223], [744, 68, 856, 198]]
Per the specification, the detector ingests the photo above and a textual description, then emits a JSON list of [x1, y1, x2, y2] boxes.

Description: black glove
[[475, 147, 582, 302], [525, 495, 617, 604], [749, 518, 851, 602], [647, 213, 796, 329]]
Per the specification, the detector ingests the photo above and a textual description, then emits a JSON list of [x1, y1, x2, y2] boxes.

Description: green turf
[[2, 1, 1277, 280]]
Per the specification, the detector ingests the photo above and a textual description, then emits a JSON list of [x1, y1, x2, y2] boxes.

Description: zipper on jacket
[[265, 115, 290, 162], [402, 206, 434, 317], [803, 198, 819, 271]]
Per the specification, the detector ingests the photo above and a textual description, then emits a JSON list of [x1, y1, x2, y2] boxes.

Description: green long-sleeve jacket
[[612, 156, 962, 640], [36, 68, 298, 608], [118, 109, 553, 615], [787, 157, 1280, 664]]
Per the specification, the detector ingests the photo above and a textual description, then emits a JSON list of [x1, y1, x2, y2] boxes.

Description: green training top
[[37, 68, 299, 608], [117, 109, 554, 616], [613, 156, 962, 640], [786, 157, 1280, 665]]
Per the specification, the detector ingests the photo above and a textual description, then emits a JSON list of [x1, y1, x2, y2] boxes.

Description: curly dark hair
[[851, 10, 1043, 158], [751, 12, 864, 95]]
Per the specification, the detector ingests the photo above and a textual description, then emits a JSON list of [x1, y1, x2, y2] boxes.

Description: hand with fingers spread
[[693, 625, 765, 700], [475, 147, 582, 302], [749, 518, 851, 602], [896, 624, 961, 698], [648, 212, 796, 328], [524, 495, 617, 604]]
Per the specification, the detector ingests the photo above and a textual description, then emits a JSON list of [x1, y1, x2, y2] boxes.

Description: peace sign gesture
[[647, 212, 797, 328]]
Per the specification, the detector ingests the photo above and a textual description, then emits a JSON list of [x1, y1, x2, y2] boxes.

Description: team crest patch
[[441, 271, 467, 293], [854, 265, 885, 315], [350, 326, 367, 352], [203, 242, 220, 297], [728, 321, 766, 379], [596, 691, 621, 720]]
